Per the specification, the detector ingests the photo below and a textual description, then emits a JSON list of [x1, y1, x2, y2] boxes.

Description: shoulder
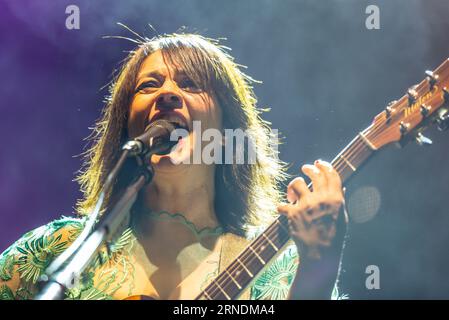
[[251, 242, 299, 300], [1, 216, 140, 300], [0, 216, 86, 300]]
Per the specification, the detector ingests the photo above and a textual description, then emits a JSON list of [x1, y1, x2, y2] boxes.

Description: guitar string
[[204, 79, 446, 299], [203, 154, 355, 299], [202, 146, 364, 299], [203, 161, 359, 299], [133, 128, 374, 299], [202, 136, 370, 299], [206, 126, 401, 299], [203, 215, 290, 299], [203, 89, 441, 299], [131, 72, 445, 299]]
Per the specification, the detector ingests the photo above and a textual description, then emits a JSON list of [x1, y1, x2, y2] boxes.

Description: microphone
[[123, 119, 178, 156], [35, 120, 179, 301]]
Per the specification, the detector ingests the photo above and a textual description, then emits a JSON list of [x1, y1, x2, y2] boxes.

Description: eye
[[179, 77, 202, 93], [135, 80, 160, 93]]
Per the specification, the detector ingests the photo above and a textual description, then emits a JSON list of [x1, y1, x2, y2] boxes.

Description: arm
[[287, 205, 348, 300], [278, 160, 348, 300], [0, 217, 84, 300]]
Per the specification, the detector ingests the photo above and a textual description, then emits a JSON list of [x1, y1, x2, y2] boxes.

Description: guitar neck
[[196, 126, 376, 300]]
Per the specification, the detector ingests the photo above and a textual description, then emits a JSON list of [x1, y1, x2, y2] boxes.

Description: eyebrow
[[136, 71, 164, 82], [137, 69, 189, 82]]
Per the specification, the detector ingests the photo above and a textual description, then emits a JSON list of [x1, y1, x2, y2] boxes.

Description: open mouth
[[150, 111, 190, 132]]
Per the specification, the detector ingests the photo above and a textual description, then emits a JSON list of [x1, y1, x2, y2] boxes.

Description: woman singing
[[0, 33, 347, 300]]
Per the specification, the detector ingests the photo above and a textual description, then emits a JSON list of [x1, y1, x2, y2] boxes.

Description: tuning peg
[[415, 132, 433, 146], [384, 100, 396, 121], [385, 106, 393, 119], [436, 111, 449, 131], [399, 121, 410, 135], [420, 104, 431, 117], [425, 70, 439, 89], [443, 87, 449, 104], [407, 88, 418, 106]]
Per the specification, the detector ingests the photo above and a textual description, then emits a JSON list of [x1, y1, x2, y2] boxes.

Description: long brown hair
[[75, 33, 288, 237]]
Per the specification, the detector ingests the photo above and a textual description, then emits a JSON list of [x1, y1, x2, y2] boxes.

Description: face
[[128, 50, 222, 171]]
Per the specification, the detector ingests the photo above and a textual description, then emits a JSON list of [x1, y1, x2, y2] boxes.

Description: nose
[[155, 92, 182, 110]]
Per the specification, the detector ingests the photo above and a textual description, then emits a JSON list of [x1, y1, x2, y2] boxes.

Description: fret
[[262, 232, 279, 250], [237, 258, 254, 277], [203, 291, 212, 300], [249, 245, 266, 265], [275, 217, 289, 234], [332, 133, 374, 182], [197, 129, 377, 300], [358, 131, 378, 151], [213, 280, 231, 300], [338, 154, 356, 172], [224, 269, 242, 289]]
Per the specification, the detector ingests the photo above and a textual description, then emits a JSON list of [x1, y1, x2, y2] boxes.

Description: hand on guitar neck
[[128, 58, 449, 301], [278, 159, 348, 299]]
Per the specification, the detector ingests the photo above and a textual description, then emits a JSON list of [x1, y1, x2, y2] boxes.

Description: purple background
[[1, 0, 449, 298]]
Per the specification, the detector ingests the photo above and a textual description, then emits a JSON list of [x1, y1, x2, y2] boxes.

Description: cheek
[[127, 96, 152, 138], [187, 94, 222, 130]]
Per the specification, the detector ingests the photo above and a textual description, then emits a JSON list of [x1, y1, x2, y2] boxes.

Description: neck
[[142, 163, 219, 230]]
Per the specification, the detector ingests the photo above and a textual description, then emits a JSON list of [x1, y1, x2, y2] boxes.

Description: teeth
[[156, 114, 188, 130]]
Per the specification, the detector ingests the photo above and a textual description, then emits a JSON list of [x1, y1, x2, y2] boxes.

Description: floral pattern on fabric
[[0, 216, 137, 300], [251, 244, 299, 300], [0, 216, 299, 300]]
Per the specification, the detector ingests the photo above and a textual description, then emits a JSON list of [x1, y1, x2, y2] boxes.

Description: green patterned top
[[0, 216, 299, 300]]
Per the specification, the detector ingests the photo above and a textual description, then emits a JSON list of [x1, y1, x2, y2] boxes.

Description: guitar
[[126, 58, 449, 300], [194, 58, 449, 300]]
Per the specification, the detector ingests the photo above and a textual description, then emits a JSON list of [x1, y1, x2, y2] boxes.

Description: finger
[[282, 199, 337, 226], [277, 203, 292, 214], [314, 160, 334, 180], [315, 160, 343, 193], [287, 177, 310, 203], [314, 161, 344, 209], [279, 202, 312, 227], [288, 200, 320, 225], [301, 164, 326, 191], [278, 203, 302, 221], [301, 203, 333, 225], [289, 212, 327, 254], [279, 203, 309, 239], [287, 209, 308, 238]]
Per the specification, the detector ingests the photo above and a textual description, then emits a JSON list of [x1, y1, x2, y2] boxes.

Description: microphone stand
[[35, 136, 172, 300]]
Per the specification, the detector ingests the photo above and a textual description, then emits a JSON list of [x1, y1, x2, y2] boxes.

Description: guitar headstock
[[364, 58, 449, 149]]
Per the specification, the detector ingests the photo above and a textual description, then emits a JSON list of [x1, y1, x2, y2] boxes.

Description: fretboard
[[195, 126, 376, 300]]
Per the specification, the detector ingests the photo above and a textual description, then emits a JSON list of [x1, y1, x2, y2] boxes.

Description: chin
[[151, 147, 192, 172]]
